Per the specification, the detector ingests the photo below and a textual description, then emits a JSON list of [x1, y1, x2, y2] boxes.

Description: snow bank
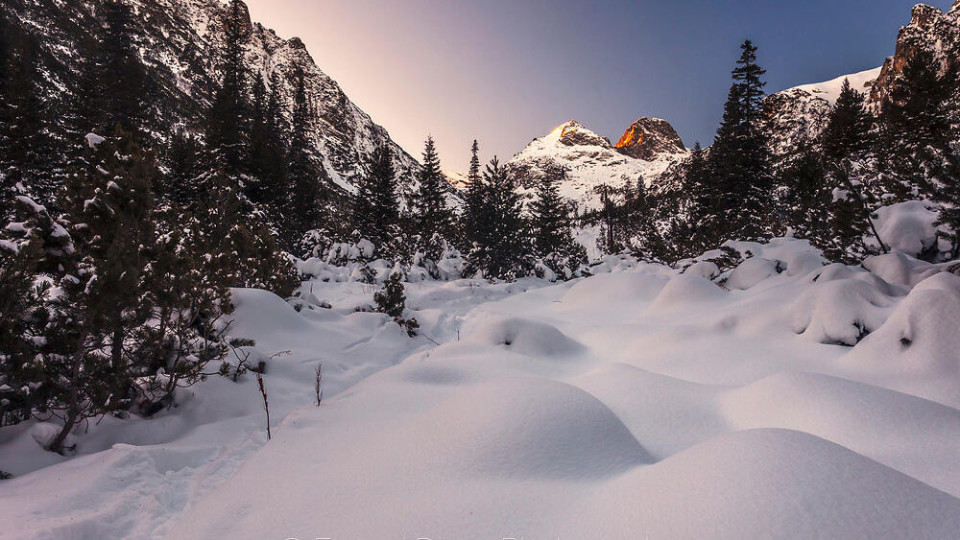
[[843, 272, 960, 406], [791, 278, 894, 345], [411, 377, 651, 479], [725, 257, 780, 290], [874, 200, 941, 257], [649, 273, 727, 311], [569, 429, 960, 540]]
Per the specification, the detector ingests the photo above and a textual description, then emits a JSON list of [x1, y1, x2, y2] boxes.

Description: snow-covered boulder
[[791, 279, 894, 346]]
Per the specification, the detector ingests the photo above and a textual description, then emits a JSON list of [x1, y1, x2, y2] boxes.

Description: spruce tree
[[708, 40, 774, 242], [881, 47, 954, 201], [463, 140, 489, 245], [97, 0, 148, 139], [472, 157, 531, 279], [412, 137, 453, 241], [0, 27, 55, 210], [820, 79, 885, 262], [353, 144, 400, 245], [682, 142, 721, 251], [39, 130, 159, 454], [780, 146, 832, 246], [529, 167, 584, 276], [374, 270, 419, 336], [207, 0, 250, 176], [161, 130, 203, 207], [284, 67, 323, 243]]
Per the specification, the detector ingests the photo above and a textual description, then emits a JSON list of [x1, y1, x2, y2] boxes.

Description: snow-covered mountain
[[764, 2, 960, 161], [506, 119, 688, 212], [763, 68, 881, 160], [4, 0, 420, 199]]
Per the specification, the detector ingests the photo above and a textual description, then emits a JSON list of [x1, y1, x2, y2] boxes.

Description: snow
[[3, 239, 960, 539], [791, 67, 883, 106], [85, 133, 106, 148], [507, 120, 687, 212], [874, 199, 943, 257]]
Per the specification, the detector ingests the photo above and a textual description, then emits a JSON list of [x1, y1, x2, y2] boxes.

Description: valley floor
[[2, 239, 960, 539]]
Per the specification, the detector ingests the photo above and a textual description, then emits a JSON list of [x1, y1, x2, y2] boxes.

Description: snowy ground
[[3, 239, 960, 539]]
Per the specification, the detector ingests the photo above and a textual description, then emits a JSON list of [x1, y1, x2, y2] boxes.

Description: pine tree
[[708, 40, 774, 242], [820, 79, 885, 262], [38, 130, 159, 454], [97, 0, 148, 139], [374, 270, 419, 336], [780, 146, 832, 246], [412, 137, 452, 241], [353, 144, 400, 245], [881, 47, 954, 201], [880, 49, 960, 258], [466, 157, 532, 279], [207, 0, 250, 176], [530, 167, 570, 257], [161, 130, 203, 207], [529, 167, 584, 277], [463, 140, 489, 245], [0, 26, 55, 210], [282, 67, 323, 243], [682, 142, 721, 251]]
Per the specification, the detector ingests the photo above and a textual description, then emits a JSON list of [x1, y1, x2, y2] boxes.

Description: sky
[[242, 0, 956, 172]]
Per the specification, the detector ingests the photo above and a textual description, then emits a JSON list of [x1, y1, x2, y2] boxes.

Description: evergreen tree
[[463, 140, 489, 244], [412, 137, 452, 240], [207, 0, 250, 176], [0, 26, 55, 211], [530, 167, 571, 257], [881, 48, 955, 202], [683, 142, 722, 251], [97, 0, 148, 138], [161, 130, 204, 207], [529, 167, 585, 277], [283, 67, 323, 242], [708, 40, 774, 242], [820, 79, 885, 262], [353, 144, 400, 245], [465, 157, 531, 279], [880, 49, 960, 258], [38, 130, 159, 454], [247, 71, 289, 209], [780, 146, 832, 246], [374, 270, 419, 337]]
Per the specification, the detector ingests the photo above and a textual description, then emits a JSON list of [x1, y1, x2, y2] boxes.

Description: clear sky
[[243, 0, 956, 172]]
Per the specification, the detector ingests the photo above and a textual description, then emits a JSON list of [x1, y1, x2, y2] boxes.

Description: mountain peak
[[615, 117, 686, 161], [545, 121, 612, 148]]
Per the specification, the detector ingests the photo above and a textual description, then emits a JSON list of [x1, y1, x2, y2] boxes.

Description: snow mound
[[229, 288, 312, 337], [560, 271, 667, 308], [791, 278, 894, 345], [874, 200, 941, 257], [413, 377, 652, 479], [466, 318, 586, 357], [683, 261, 720, 279], [569, 428, 960, 540], [725, 257, 779, 290], [844, 272, 960, 405], [862, 252, 945, 289], [649, 274, 727, 312], [723, 372, 960, 495]]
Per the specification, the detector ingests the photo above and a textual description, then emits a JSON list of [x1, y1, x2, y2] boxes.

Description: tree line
[[0, 0, 587, 452], [589, 41, 960, 265]]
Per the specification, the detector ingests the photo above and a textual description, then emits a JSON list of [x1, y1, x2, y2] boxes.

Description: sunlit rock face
[[872, 3, 960, 106], [615, 117, 687, 161]]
